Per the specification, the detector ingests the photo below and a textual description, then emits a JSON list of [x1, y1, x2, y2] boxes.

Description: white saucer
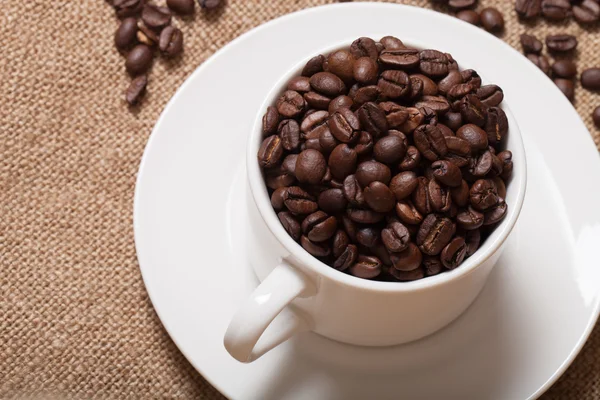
[[134, 4, 600, 399]]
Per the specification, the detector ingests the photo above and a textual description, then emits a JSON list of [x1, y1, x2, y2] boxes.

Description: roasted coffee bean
[[379, 48, 420, 69], [456, 10, 480, 25], [343, 174, 366, 206], [266, 170, 294, 190], [350, 37, 379, 60], [277, 91, 306, 118], [459, 94, 487, 127], [351, 85, 380, 108], [329, 107, 361, 143], [257, 135, 283, 168], [554, 78, 575, 102], [395, 200, 423, 225], [142, 4, 172, 29], [438, 70, 464, 96], [332, 230, 350, 258], [114, 0, 144, 18], [464, 229, 481, 256], [541, 0, 571, 20], [353, 131, 374, 155], [284, 187, 318, 214], [485, 107, 508, 148], [470, 179, 499, 211], [282, 154, 298, 175], [334, 244, 358, 271], [364, 181, 396, 213], [380, 36, 405, 50], [390, 243, 422, 271], [443, 112, 463, 131], [378, 70, 411, 99], [573, 0, 600, 23], [295, 149, 327, 184], [480, 8, 504, 32], [389, 171, 418, 200], [287, 76, 311, 93], [428, 179, 452, 212], [278, 120, 301, 151], [594, 106, 600, 128], [414, 124, 448, 161], [302, 54, 325, 77], [399, 145, 421, 171], [441, 237, 467, 269], [415, 96, 451, 115], [419, 50, 449, 78], [329, 95, 353, 114], [493, 176, 507, 199], [451, 180, 470, 207], [483, 198, 508, 225], [444, 136, 471, 167], [516, 0, 542, 18], [349, 255, 382, 279], [417, 214, 455, 256], [125, 74, 148, 106], [304, 92, 331, 110], [520, 34, 542, 54], [126, 44, 153, 75], [136, 21, 158, 46], [115, 17, 138, 52], [432, 160, 462, 187], [497, 150, 514, 181], [356, 227, 380, 248], [470, 150, 494, 177], [476, 85, 503, 107], [447, 84, 474, 108], [302, 211, 337, 242], [448, 0, 476, 9], [388, 266, 425, 281], [380, 102, 408, 128], [346, 208, 385, 224], [353, 57, 379, 84], [546, 34, 577, 52], [301, 235, 331, 257], [167, 0, 194, 14], [328, 144, 357, 180], [301, 111, 329, 139], [581, 68, 600, 90], [198, 0, 222, 9], [552, 60, 577, 78], [317, 189, 347, 214], [341, 216, 358, 242], [527, 54, 551, 76], [423, 256, 444, 276], [270, 187, 289, 211], [355, 160, 391, 187], [437, 124, 455, 138], [357, 102, 389, 137], [412, 177, 431, 215], [409, 76, 424, 100], [461, 69, 482, 89], [456, 206, 484, 230], [400, 108, 424, 133], [159, 26, 183, 57], [262, 106, 280, 136], [457, 124, 488, 151], [326, 50, 355, 83], [373, 135, 407, 164], [381, 221, 410, 253], [278, 212, 301, 241], [310, 72, 346, 97]]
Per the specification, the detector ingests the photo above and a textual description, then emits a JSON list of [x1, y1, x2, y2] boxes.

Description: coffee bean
[[350, 37, 379, 60], [349, 255, 382, 279], [346, 208, 385, 224], [461, 69, 482, 89], [159, 26, 183, 57], [408, 76, 424, 100], [364, 181, 396, 213], [380, 36, 405, 50], [302, 211, 337, 242], [456, 10, 480, 25], [419, 50, 449, 78], [546, 34, 577, 52], [412, 177, 432, 215], [142, 4, 171, 29], [356, 227, 380, 248], [287, 76, 311, 93], [438, 70, 464, 96], [527, 54, 551, 76], [516, 0, 542, 18], [476, 85, 503, 107], [573, 0, 600, 23], [332, 230, 350, 258], [257, 135, 283, 168], [351, 85, 380, 108], [400, 107, 425, 133], [329, 95, 353, 114], [309, 72, 346, 97], [302, 55, 325, 77], [115, 17, 138, 52], [270, 188, 287, 211], [373, 135, 407, 165], [265, 169, 294, 190], [437, 124, 455, 138], [493, 176, 507, 199], [415, 96, 451, 115], [353, 131, 374, 155], [389, 171, 418, 200], [443, 112, 463, 131], [296, 149, 327, 184], [417, 214, 455, 256], [480, 8, 504, 32], [281, 154, 297, 176], [541, 0, 571, 20], [278, 120, 300, 151], [380, 102, 408, 129], [456, 206, 484, 229], [470, 179, 499, 211], [459, 94, 487, 126], [301, 235, 331, 257], [450, 180, 470, 207], [441, 237, 467, 269], [326, 50, 355, 83], [448, 0, 476, 9], [485, 107, 509, 148], [520, 34, 542, 54], [329, 144, 357, 180], [428, 179, 452, 212], [125, 44, 153, 75], [483, 198, 508, 225], [593, 106, 600, 128], [414, 124, 448, 161], [382, 221, 410, 252], [395, 200, 423, 225], [334, 244, 358, 271], [352, 57, 378, 84], [457, 124, 488, 152], [552, 60, 577, 78], [278, 211, 302, 241], [423, 256, 444, 276], [447, 84, 475, 108], [277, 91, 306, 118], [399, 145, 422, 171], [329, 107, 360, 143], [284, 186, 318, 214], [136, 21, 159, 46], [432, 160, 462, 187], [378, 70, 411, 99], [357, 102, 389, 137], [581, 68, 600, 90], [390, 243, 422, 271], [125, 74, 148, 105], [343, 175, 366, 206], [198, 0, 222, 9], [554, 78, 575, 102], [464, 229, 481, 256], [167, 0, 194, 14], [304, 92, 331, 110], [113, 0, 144, 18], [355, 160, 391, 187], [379, 49, 420, 69], [262, 106, 280, 136], [301, 111, 329, 139], [497, 150, 513, 181]]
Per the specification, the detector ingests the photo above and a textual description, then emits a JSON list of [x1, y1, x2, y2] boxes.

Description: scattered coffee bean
[[125, 74, 148, 105], [167, 0, 195, 14], [573, 0, 600, 23], [480, 8, 505, 32], [137, 21, 159, 46], [520, 33, 542, 54], [546, 34, 578, 52], [159, 26, 183, 57], [593, 106, 600, 128], [113, 0, 144, 19], [541, 0, 572, 21], [142, 4, 172, 29], [552, 60, 577, 78], [115, 17, 138, 52], [448, 0, 477, 10], [125, 44, 153, 75], [198, 0, 222, 9], [554, 78, 575, 102], [515, 0, 542, 18], [526, 53, 551, 75], [581, 68, 600, 90], [456, 10, 480, 25]]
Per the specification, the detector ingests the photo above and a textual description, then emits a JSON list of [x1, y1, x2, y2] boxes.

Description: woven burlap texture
[[1, 0, 599, 398]]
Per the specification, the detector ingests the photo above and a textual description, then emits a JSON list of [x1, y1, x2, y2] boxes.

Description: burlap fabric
[[1, 0, 599, 398]]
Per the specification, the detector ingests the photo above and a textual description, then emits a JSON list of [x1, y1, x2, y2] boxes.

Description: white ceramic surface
[[134, 3, 600, 399], [223, 40, 526, 363]]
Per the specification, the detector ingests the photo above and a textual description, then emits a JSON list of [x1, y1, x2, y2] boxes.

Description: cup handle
[[224, 261, 316, 363]]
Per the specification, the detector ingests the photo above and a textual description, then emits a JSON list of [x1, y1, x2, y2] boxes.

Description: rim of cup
[[247, 38, 527, 293]]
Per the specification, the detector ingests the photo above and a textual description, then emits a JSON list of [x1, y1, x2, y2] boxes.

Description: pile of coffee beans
[[107, 0, 223, 106], [258, 36, 513, 282]]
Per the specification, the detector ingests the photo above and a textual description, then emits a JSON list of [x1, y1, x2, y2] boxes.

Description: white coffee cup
[[224, 40, 527, 364]]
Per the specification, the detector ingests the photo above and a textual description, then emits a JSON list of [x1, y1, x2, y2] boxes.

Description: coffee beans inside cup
[[258, 37, 514, 282]]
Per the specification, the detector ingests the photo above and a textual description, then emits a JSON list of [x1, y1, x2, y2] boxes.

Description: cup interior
[[247, 38, 527, 293]]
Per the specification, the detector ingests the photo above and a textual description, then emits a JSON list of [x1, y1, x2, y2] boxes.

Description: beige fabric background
[[1, 0, 599, 398]]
